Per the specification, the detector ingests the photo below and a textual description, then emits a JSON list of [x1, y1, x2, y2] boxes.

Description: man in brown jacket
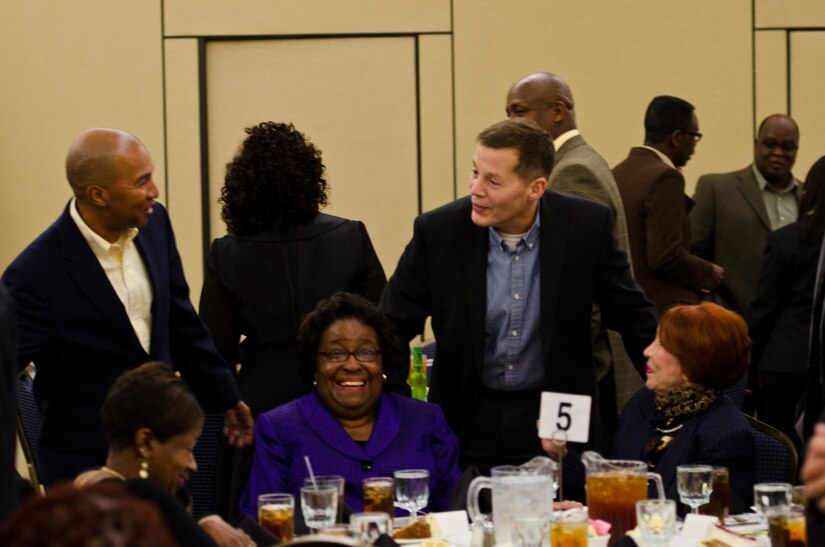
[[613, 96, 722, 315]]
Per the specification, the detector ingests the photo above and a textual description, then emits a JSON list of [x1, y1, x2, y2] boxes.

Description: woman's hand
[[541, 437, 568, 462], [553, 500, 583, 511], [802, 423, 825, 511], [199, 515, 255, 547], [224, 401, 255, 448]]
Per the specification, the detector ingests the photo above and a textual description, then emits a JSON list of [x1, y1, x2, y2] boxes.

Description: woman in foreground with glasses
[[239, 291, 461, 520]]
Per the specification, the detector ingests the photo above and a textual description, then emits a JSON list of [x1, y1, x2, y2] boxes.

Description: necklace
[[655, 423, 684, 434], [101, 466, 127, 481]]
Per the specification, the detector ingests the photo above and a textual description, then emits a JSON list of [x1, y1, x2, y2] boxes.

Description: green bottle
[[409, 347, 428, 401]]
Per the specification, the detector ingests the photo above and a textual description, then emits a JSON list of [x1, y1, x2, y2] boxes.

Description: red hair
[[658, 302, 751, 389]]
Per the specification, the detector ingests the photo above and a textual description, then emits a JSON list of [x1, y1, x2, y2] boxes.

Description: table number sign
[[539, 392, 592, 443]]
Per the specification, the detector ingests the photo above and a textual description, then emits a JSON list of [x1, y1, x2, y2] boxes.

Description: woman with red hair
[[545, 302, 756, 510], [612, 302, 755, 510]]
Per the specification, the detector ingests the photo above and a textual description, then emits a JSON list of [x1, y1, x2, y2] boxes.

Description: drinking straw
[[304, 455, 317, 487]]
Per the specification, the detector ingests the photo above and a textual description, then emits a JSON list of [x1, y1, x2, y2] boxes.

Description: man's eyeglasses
[[317, 349, 381, 363], [680, 130, 703, 142], [759, 139, 798, 152]]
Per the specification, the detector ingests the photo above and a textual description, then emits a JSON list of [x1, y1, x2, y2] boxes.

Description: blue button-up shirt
[[482, 212, 543, 390]]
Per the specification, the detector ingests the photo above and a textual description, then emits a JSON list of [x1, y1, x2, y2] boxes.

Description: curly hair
[[297, 292, 404, 388], [658, 302, 751, 389], [101, 362, 203, 451], [220, 121, 329, 236]]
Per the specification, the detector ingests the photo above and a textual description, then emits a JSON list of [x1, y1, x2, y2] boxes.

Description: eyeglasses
[[317, 349, 381, 363], [759, 139, 798, 152], [680, 130, 703, 142]]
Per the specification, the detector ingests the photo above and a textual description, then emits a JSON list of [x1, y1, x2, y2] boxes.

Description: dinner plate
[[393, 536, 441, 545]]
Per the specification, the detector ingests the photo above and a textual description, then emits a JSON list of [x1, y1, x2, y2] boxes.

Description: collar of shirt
[[752, 164, 798, 195], [489, 206, 542, 252], [553, 129, 581, 152], [69, 197, 139, 254], [639, 145, 676, 170]]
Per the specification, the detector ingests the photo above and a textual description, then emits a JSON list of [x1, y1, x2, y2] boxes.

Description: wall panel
[[756, 0, 825, 29], [419, 35, 456, 212], [755, 30, 789, 129], [790, 31, 825, 181], [205, 37, 419, 276], [164, 0, 451, 36], [0, 1, 165, 268], [164, 38, 207, 301], [452, 0, 753, 195]]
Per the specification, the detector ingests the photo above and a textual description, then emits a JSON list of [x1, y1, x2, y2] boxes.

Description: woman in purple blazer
[[239, 292, 461, 519]]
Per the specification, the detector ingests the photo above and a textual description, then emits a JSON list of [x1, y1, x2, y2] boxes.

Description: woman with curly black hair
[[200, 122, 387, 419], [200, 122, 388, 519]]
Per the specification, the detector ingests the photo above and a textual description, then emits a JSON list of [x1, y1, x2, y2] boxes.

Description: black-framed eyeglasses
[[680, 130, 703, 142], [759, 139, 798, 152], [317, 349, 381, 363]]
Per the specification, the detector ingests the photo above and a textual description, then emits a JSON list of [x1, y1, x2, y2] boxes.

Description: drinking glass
[[258, 493, 295, 543], [676, 465, 713, 514], [698, 466, 729, 524], [549, 508, 588, 547], [636, 499, 676, 546], [301, 485, 338, 531], [511, 516, 549, 547], [350, 511, 391, 544], [393, 469, 430, 516], [362, 477, 395, 518], [767, 504, 807, 547], [754, 482, 793, 524], [305, 475, 345, 523]]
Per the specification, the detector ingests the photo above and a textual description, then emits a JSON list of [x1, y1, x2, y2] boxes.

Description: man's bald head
[[506, 72, 576, 138], [66, 128, 144, 196]]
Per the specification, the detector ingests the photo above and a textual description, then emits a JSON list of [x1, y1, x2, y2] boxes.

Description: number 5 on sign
[[538, 392, 592, 443]]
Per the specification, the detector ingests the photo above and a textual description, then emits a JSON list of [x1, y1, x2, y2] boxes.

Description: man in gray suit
[[691, 114, 801, 317], [506, 72, 641, 441]]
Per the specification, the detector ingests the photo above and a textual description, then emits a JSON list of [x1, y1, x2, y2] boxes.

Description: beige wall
[[2, 0, 825, 287]]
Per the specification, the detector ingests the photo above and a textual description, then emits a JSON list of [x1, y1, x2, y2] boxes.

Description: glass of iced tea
[[549, 509, 588, 547], [258, 493, 294, 543], [698, 466, 729, 524], [305, 475, 345, 523], [767, 504, 807, 547], [362, 477, 394, 519]]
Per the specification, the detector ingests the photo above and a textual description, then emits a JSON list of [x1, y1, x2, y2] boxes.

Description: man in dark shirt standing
[[380, 119, 657, 471]]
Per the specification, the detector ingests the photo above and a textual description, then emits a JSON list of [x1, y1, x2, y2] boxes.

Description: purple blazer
[[239, 390, 461, 517]]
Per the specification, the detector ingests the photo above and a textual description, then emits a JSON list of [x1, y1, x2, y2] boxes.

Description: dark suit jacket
[[379, 191, 658, 441], [0, 285, 19, 519], [199, 213, 387, 417], [805, 237, 825, 438], [748, 222, 819, 375], [550, 134, 631, 256], [1, 202, 239, 482], [613, 388, 756, 511], [613, 147, 718, 315], [691, 165, 802, 316]]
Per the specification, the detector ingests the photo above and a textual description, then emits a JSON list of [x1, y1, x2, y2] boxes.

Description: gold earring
[[382, 374, 387, 381], [139, 460, 149, 479]]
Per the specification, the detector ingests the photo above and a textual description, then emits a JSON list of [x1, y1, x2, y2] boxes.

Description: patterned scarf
[[642, 387, 720, 468]]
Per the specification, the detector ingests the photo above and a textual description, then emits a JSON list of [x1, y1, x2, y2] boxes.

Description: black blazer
[[380, 191, 658, 441], [748, 222, 820, 376], [2, 202, 239, 481], [199, 213, 386, 417], [614, 389, 756, 511]]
